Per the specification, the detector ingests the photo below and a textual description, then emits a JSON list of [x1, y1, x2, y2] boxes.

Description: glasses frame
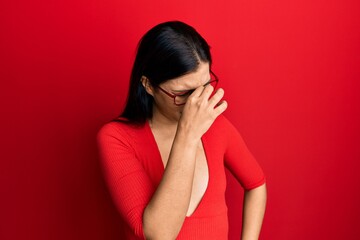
[[156, 70, 219, 106]]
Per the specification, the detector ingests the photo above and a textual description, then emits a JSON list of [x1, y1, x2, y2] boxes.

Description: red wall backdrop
[[1, 0, 360, 239]]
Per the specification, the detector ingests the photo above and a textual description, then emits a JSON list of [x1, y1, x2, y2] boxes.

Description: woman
[[97, 21, 267, 240]]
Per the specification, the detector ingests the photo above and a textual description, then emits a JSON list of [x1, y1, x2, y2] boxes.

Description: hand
[[178, 84, 227, 140]]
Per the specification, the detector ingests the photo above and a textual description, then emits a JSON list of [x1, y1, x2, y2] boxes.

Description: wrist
[[175, 124, 201, 146]]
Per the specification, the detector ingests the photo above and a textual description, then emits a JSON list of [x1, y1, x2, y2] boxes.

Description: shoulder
[[97, 118, 147, 143], [210, 114, 236, 133], [202, 114, 234, 143], [205, 114, 243, 144]]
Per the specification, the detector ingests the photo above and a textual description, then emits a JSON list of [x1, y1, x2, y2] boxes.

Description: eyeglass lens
[[174, 79, 218, 105]]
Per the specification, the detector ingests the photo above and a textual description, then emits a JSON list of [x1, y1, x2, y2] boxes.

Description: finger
[[213, 100, 228, 117], [199, 84, 214, 100], [190, 84, 208, 97], [208, 88, 224, 108]]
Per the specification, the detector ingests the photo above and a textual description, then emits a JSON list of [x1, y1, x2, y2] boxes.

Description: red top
[[97, 114, 266, 239]]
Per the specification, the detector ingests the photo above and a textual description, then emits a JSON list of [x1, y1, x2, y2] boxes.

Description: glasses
[[157, 71, 219, 106]]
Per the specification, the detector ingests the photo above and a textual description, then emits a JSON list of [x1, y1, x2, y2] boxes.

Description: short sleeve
[[97, 123, 155, 239], [222, 116, 266, 190]]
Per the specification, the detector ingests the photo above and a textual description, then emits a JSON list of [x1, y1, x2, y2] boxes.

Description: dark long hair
[[114, 21, 212, 125]]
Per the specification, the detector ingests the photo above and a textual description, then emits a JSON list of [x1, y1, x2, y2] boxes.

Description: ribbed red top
[[97, 114, 266, 239]]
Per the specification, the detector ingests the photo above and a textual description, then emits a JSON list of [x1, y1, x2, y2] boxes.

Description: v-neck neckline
[[144, 119, 211, 218]]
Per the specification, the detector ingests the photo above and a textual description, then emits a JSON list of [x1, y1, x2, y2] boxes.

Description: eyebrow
[[172, 89, 194, 93], [171, 79, 212, 93]]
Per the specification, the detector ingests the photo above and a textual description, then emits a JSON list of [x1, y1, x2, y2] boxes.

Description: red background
[[1, 0, 360, 239]]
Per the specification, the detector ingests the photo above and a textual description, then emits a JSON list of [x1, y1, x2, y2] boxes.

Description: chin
[[174, 111, 182, 121]]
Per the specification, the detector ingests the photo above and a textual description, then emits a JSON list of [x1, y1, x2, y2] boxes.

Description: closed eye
[[172, 79, 214, 96], [173, 90, 194, 97]]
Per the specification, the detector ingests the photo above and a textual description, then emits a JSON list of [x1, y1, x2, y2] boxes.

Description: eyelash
[[173, 79, 212, 97], [174, 91, 192, 97]]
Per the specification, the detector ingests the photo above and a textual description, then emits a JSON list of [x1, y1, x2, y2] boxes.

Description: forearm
[[241, 183, 267, 240], [143, 128, 199, 239]]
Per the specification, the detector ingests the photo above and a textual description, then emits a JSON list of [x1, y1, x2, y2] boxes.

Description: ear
[[140, 76, 154, 96]]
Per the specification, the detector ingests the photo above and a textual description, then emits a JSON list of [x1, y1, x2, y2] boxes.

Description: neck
[[149, 106, 179, 135]]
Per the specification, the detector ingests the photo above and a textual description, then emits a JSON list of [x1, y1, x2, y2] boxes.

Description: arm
[[142, 86, 227, 239], [241, 183, 267, 240], [142, 128, 198, 239], [221, 116, 267, 239]]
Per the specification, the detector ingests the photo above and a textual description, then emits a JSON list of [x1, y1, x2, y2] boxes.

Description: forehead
[[165, 62, 210, 89]]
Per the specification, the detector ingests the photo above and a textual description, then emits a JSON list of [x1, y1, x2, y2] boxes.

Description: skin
[[141, 61, 266, 240]]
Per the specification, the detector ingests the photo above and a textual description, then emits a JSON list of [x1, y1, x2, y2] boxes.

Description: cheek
[[153, 94, 175, 110], [153, 93, 168, 105], [152, 92, 184, 117]]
